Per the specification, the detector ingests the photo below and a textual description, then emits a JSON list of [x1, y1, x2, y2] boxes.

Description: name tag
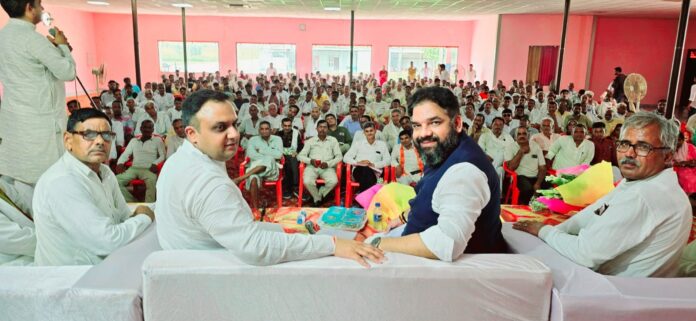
[[594, 204, 609, 216], [531, 155, 537, 159], [376, 151, 382, 154]]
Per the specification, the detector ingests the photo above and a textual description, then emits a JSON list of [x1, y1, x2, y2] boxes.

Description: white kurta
[[0, 178, 35, 266], [33, 152, 152, 266], [0, 19, 76, 184], [155, 140, 335, 265], [539, 169, 691, 277]]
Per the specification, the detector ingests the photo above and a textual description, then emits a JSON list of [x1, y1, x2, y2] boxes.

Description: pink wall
[[588, 17, 679, 104], [0, 6, 98, 98], [496, 14, 593, 89], [470, 15, 499, 83], [91, 13, 475, 85]]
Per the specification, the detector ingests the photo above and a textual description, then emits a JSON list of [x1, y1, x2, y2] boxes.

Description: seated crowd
[[0, 66, 694, 279]]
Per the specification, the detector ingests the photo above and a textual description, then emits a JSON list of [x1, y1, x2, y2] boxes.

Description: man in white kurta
[[155, 90, 382, 266], [546, 125, 595, 170], [478, 117, 515, 184], [33, 109, 153, 266], [0, 177, 35, 266], [0, 6, 76, 187], [515, 113, 691, 277]]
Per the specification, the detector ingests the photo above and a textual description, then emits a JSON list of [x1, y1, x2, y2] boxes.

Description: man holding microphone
[[0, 0, 75, 205]]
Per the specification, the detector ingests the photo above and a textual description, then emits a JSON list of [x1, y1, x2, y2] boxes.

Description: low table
[[262, 205, 696, 243]]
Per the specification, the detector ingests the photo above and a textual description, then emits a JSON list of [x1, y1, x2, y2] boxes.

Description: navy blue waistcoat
[[403, 133, 506, 254]]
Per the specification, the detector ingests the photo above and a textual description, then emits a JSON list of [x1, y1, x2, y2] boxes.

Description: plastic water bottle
[[297, 210, 307, 225], [373, 203, 383, 223]]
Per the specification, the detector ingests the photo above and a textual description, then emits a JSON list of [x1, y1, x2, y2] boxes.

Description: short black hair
[[324, 113, 336, 120], [614, 66, 622, 73], [408, 86, 459, 120], [1, 0, 35, 18], [398, 129, 412, 138], [67, 108, 112, 132], [592, 122, 606, 129], [492, 116, 504, 125], [317, 120, 328, 128], [259, 120, 271, 128], [182, 90, 231, 128]]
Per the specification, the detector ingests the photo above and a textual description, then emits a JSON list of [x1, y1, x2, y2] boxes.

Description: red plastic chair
[[297, 162, 342, 207], [238, 156, 285, 208], [388, 165, 397, 183], [502, 161, 520, 205], [124, 134, 166, 193], [344, 164, 390, 208]]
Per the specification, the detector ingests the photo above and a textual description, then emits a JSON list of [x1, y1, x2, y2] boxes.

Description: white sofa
[[502, 223, 696, 321], [142, 251, 553, 321], [0, 224, 161, 321]]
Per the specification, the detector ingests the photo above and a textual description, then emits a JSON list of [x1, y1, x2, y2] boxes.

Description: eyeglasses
[[70, 130, 116, 142], [616, 140, 670, 157]]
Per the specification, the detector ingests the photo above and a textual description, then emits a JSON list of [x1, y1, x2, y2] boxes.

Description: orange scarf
[[400, 145, 424, 176]]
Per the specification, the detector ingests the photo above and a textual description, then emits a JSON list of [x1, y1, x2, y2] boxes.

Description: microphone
[[41, 12, 56, 36], [40, 12, 99, 110]]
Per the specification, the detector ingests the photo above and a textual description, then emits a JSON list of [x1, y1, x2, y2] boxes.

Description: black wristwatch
[[370, 236, 382, 249]]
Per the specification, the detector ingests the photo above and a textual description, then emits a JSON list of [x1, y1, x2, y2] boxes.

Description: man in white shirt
[[343, 121, 390, 193], [297, 120, 343, 206], [0, 0, 76, 191], [464, 64, 477, 83], [135, 102, 170, 137], [0, 176, 35, 266], [263, 103, 283, 132], [299, 91, 318, 116], [391, 130, 423, 186], [303, 106, 323, 139], [366, 89, 389, 123], [33, 109, 153, 266], [504, 127, 547, 204], [382, 109, 403, 152], [531, 117, 561, 154], [235, 121, 283, 209], [167, 97, 183, 123], [479, 117, 515, 184], [116, 120, 165, 202], [266, 63, 277, 79], [166, 119, 185, 159], [546, 124, 595, 170], [155, 90, 383, 267], [421, 62, 431, 80], [368, 86, 506, 261], [153, 83, 175, 111], [514, 112, 691, 277]]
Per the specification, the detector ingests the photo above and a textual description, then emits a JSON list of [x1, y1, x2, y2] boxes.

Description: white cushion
[[143, 250, 552, 321]]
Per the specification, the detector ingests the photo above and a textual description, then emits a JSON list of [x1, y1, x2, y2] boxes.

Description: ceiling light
[[172, 3, 193, 8], [324, 7, 341, 11], [86, 1, 110, 5]]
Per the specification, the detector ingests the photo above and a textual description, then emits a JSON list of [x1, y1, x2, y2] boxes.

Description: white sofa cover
[[502, 223, 696, 321], [0, 224, 161, 321], [143, 251, 552, 321]]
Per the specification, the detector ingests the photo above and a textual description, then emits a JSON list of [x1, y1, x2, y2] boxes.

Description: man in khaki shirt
[[297, 120, 342, 206]]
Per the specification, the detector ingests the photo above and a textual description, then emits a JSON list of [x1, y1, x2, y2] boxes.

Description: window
[[388, 47, 458, 80], [312, 45, 371, 75], [236, 43, 296, 74], [158, 41, 219, 73]]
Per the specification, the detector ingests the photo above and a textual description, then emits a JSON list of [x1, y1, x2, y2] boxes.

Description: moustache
[[619, 157, 640, 167], [416, 137, 439, 145]]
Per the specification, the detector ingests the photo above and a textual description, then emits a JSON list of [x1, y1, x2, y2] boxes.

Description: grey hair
[[619, 112, 679, 152], [540, 116, 555, 128]]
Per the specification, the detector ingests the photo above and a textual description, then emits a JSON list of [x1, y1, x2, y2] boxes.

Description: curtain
[[526, 46, 542, 85], [538, 46, 559, 86]]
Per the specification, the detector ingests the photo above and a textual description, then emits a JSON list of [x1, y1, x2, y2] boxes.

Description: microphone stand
[[75, 75, 99, 110]]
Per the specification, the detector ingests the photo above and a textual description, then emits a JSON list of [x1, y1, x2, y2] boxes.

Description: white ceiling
[[49, 0, 690, 20]]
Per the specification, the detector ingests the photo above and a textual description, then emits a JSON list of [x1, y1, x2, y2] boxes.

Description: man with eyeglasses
[[514, 112, 691, 277], [32, 109, 154, 266], [116, 119, 165, 203]]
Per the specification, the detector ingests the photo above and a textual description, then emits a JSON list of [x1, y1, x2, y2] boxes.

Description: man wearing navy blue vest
[[370, 87, 506, 261]]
